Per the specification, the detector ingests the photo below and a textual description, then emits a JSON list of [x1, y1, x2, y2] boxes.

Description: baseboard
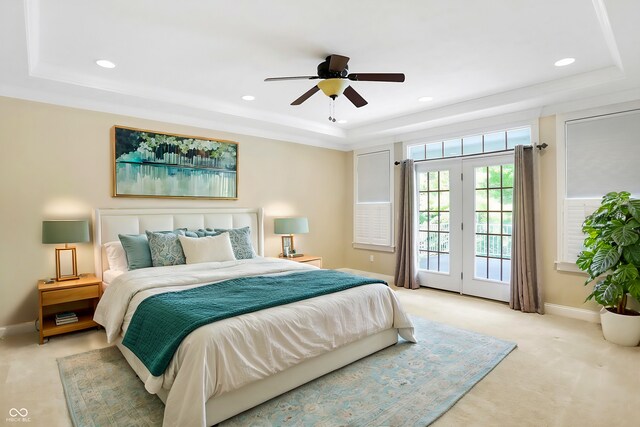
[[337, 268, 395, 286], [0, 321, 35, 338], [544, 303, 600, 323]]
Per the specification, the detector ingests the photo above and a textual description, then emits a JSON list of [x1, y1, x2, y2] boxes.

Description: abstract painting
[[112, 126, 238, 199]]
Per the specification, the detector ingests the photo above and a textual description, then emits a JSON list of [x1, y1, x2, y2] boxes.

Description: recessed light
[[242, 95, 255, 101], [554, 58, 575, 67], [418, 96, 433, 102], [337, 119, 347, 124], [96, 59, 116, 69]]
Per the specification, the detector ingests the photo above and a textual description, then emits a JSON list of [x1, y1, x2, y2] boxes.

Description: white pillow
[[104, 241, 129, 271], [178, 233, 236, 264]]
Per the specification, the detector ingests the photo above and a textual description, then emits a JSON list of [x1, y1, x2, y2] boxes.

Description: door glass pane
[[440, 191, 450, 211], [502, 164, 514, 187], [488, 166, 502, 188], [475, 257, 488, 279], [502, 189, 513, 211], [418, 169, 451, 274], [488, 189, 501, 211], [429, 192, 439, 210], [475, 167, 487, 188], [440, 212, 450, 231], [488, 258, 501, 280], [502, 259, 512, 282], [476, 212, 487, 233], [475, 190, 488, 210], [419, 172, 429, 191], [440, 170, 450, 190], [419, 212, 429, 231], [502, 212, 512, 234], [419, 193, 428, 211], [474, 163, 514, 283], [428, 171, 439, 190], [488, 212, 501, 233], [419, 252, 428, 269]]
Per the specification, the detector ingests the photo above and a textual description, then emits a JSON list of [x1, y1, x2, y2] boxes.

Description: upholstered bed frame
[[92, 207, 397, 426], [93, 207, 264, 281]]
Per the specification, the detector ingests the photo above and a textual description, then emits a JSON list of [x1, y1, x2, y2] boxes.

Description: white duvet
[[94, 257, 415, 427]]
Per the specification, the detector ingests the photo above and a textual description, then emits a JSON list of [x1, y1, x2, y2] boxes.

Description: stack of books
[[55, 312, 78, 326]]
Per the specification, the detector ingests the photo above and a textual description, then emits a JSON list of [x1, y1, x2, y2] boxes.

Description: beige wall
[[0, 96, 349, 327], [343, 144, 401, 276], [0, 95, 601, 328], [537, 115, 598, 311], [344, 118, 598, 312]]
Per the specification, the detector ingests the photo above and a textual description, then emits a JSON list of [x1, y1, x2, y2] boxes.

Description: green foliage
[[577, 191, 640, 314]]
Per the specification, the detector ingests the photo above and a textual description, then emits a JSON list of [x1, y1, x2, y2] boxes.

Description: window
[[558, 106, 640, 269], [353, 145, 394, 251], [408, 127, 531, 161]]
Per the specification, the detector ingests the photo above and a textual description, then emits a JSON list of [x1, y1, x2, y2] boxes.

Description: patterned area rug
[[58, 316, 516, 426]]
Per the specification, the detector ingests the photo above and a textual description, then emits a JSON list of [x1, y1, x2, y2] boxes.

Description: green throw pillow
[[118, 234, 153, 270]]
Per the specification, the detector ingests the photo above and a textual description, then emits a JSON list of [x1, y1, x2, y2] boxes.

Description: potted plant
[[576, 191, 640, 346]]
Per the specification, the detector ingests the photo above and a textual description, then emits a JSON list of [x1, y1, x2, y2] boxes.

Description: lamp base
[[55, 246, 79, 282]]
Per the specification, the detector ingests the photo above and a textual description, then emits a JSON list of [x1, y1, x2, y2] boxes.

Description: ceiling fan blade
[[328, 54, 350, 72], [291, 85, 320, 105], [343, 85, 368, 108], [348, 73, 405, 82], [265, 76, 319, 82]]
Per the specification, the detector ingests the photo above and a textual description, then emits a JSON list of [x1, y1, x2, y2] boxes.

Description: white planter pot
[[600, 307, 640, 346]]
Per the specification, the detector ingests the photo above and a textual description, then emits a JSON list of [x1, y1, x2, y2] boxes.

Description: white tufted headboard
[[93, 207, 264, 280]]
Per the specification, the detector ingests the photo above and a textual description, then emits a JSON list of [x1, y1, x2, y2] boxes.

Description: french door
[[416, 154, 514, 302]]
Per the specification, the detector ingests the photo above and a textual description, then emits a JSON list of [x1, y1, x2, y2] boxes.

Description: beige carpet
[[1, 286, 638, 427]]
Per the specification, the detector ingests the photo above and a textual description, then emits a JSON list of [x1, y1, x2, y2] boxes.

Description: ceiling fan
[[264, 54, 405, 109]]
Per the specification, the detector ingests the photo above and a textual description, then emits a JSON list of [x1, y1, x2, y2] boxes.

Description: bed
[[92, 207, 415, 427]]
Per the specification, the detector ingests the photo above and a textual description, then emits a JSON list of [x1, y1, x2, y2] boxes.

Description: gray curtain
[[510, 145, 543, 313], [394, 159, 419, 289]]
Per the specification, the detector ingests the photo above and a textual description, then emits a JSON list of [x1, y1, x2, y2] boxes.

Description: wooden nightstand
[[278, 255, 323, 268], [38, 274, 101, 344]]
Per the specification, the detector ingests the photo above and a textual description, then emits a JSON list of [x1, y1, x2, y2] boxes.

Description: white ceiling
[[1, 0, 639, 150]]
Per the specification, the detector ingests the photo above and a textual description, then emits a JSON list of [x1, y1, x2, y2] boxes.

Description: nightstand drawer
[[41, 285, 100, 306]]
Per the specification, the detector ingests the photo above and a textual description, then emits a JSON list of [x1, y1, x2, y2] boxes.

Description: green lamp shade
[[42, 220, 90, 244], [274, 217, 309, 235]]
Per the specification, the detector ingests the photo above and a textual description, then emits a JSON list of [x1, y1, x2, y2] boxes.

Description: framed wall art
[[112, 126, 238, 199]]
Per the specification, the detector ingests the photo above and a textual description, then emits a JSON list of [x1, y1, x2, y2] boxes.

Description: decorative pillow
[[195, 228, 222, 238], [118, 234, 153, 270], [146, 230, 186, 267], [178, 233, 236, 264], [104, 241, 128, 272], [212, 226, 256, 259]]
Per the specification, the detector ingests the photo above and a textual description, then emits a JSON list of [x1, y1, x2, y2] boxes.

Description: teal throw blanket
[[122, 270, 386, 376]]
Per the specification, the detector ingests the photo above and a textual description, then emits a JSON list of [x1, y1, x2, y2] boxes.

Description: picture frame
[[112, 125, 238, 199], [281, 235, 293, 257]]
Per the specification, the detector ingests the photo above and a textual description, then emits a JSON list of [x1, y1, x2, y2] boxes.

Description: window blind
[[354, 148, 393, 249]]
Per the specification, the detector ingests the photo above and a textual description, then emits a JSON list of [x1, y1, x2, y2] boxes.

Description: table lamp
[[274, 217, 309, 258], [42, 220, 90, 281]]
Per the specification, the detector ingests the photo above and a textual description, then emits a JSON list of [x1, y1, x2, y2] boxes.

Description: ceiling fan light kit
[[265, 54, 405, 111], [317, 78, 349, 98]]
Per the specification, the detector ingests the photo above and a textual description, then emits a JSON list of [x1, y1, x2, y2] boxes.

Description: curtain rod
[[394, 143, 548, 165]]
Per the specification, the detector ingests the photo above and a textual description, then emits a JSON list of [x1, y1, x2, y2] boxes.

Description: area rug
[[58, 316, 516, 426]]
